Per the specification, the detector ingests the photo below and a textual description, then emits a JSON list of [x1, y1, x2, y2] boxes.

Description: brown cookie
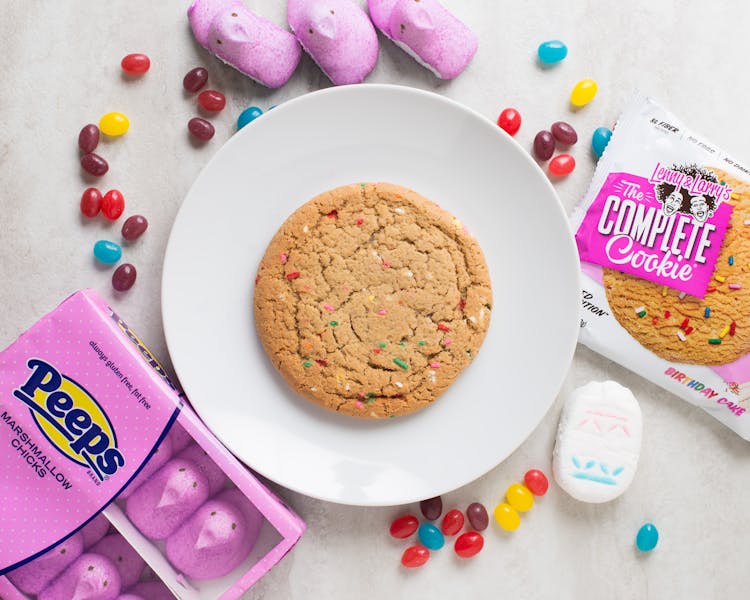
[[603, 170, 750, 365], [253, 182, 492, 418]]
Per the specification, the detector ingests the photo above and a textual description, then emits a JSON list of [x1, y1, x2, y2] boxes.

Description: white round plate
[[162, 84, 580, 506]]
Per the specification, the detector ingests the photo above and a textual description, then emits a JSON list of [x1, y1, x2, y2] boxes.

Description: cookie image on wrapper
[[604, 170, 750, 366], [553, 381, 642, 503]]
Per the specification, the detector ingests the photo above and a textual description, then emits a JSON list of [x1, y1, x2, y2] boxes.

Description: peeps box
[[0, 289, 305, 599]]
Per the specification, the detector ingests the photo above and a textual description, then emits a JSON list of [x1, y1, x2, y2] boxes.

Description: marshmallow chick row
[[188, 0, 477, 87]]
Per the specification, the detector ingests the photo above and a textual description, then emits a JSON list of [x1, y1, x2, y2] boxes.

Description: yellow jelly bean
[[570, 79, 597, 107], [506, 483, 534, 512], [99, 112, 130, 136], [493, 503, 520, 531]]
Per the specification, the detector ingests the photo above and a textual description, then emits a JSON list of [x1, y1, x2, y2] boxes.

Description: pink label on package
[[576, 168, 733, 298]]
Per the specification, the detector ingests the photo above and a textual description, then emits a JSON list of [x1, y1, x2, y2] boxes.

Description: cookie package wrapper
[[572, 96, 750, 440], [0, 289, 305, 599]]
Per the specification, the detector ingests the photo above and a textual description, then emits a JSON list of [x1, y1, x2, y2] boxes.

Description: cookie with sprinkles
[[603, 170, 750, 365], [253, 182, 492, 418]]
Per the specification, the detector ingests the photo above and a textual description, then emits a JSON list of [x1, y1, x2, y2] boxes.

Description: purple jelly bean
[[79, 124, 100, 153], [420, 496, 443, 521], [81, 153, 109, 176], [533, 130, 555, 161], [551, 121, 578, 145]]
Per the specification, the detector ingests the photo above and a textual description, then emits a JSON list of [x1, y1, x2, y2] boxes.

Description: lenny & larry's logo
[[650, 163, 732, 223]]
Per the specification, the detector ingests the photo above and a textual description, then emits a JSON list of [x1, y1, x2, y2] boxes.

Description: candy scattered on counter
[[454, 531, 484, 558], [121, 53, 151, 75], [505, 483, 534, 512], [533, 130, 555, 161], [417, 523, 444, 550], [78, 123, 100, 153], [183, 67, 209, 93], [94, 240, 122, 264], [420, 496, 443, 520], [523, 469, 549, 496], [100, 112, 130, 137], [570, 78, 597, 107], [198, 89, 226, 112], [440, 509, 464, 536], [497, 108, 522, 136], [401, 545, 430, 568], [121, 214, 148, 240], [549, 153, 576, 177], [551, 121, 578, 145], [466, 502, 489, 531], [591, 127, 613, 158], [101, 189, 125, 220], [112, 263, 137, 292], [188, 116, 215, 141], [81, 152, 109, 176], [237, 106, 264, 130], [80, 187, 103, 218], [390, 514, 419, 539], [493, 502, 520, 531], [636, 523, 659, 552], [537, 40, 567, 64]]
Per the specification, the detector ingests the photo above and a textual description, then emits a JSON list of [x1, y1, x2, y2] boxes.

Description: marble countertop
[[2, 1, 750, 598]]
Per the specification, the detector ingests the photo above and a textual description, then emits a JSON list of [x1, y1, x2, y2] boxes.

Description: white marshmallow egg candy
[[552, 381, 642, 503]]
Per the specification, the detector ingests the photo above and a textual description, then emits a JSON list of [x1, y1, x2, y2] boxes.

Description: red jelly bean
[[389, 515, 419, 539], [466, 502, 489, 531], [198, 90, 226, 112], [188, 117, 215, 141], [497, 108, 522, 136], [78, 124, 100, 154], [440, 509, 465, 536], [112, 263, 137, 292], [533, 130, 555, 161], [524, 469, 549, 496], [121, 53, 151, 75], [549, 154, 576, 177], [401, 545, 430, 568], [454, 531, 484, 558], [551, 121, 578, 145], [420, 496, 442, 521], [183, 67, 209, 93], [101, 189, 125, 221], [81, 153, 109, 176], [121, 215, 148, 241], [80, 188, 103, 218]]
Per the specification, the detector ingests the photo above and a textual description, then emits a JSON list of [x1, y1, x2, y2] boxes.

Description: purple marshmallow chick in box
[[573, 96, 750, 439], [0, 289, 305, 599]]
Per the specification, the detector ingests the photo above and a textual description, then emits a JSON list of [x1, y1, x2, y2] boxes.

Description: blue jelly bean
[[417, 523, 444, 550], [537, 40, 568, 64], [636, 523, 659, 552], [592, 127, 613, 158], [237, 106, 263, 130], [94, 240, 122, 264]]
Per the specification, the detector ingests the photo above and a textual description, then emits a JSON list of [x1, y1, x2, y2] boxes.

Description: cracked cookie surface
[[253, 182, 493, 418]]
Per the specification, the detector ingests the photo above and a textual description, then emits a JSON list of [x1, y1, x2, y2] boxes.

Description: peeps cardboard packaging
[[0, 289, 305, 599]]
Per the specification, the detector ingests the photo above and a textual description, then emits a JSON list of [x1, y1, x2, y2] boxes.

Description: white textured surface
[[2, 1, 750, 599]]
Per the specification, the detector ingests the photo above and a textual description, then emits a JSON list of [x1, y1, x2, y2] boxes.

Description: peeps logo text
[[13, 359, 125, 481]]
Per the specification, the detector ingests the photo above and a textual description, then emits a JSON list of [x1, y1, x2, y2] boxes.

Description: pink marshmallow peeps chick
[[6, 533, 84, 595], [188, 0, 301, 88], [368, 0, 477, 79], [37, 553, 121, 600], [288, 0, 378, 85]]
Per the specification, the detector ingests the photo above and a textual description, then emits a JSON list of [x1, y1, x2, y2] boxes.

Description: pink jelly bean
[[37, 553, 121, 600], [188, 0, 302, 88], [125, 457, 209, 540], [178, 443, 226, 495], [6, 533, 84, 595], [288, 0, 378, 85], [90, 535, 146, 589], [368, 0, 477, 79], [81, 515, 111, 549], [119, 435, 174, 499]]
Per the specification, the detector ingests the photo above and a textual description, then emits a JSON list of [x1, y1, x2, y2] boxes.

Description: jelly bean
[[497, 108, 521, 137], [551, 121, 578, 145], [440, 509, 464, 536], [592, 127, 613, 158], [636, 523, 659, 552], [401, 545, 429, 568], [112, 264, 137, 292], [198, 90, 226, 112], [80, 153, 109, 176], [454, 531, 484, 558], [417, 523, 444, 550], [420, 496, 442, 520], [78, 124, 100, 154], [237, 106, 263, 130], [537, 40, 568, 65], [94, 240, 122, 264], [570, 79, 598, 107], [549, 154, 576, 177], [389, 515, 419, 539], [506, 484, 534, 512], [466, 502, 489, 531], [524, 469, 549, 496], [533, 130, 554, 161], [188, 117, 215, 141], [80, 187, 102, 218], [493, 503, 520, 531], [99, 112, 130, 137], [121, 215, 148, 241], [121, 53, 150, 75], [183, 67, 209, 93], [102, 189, 125, 221]]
